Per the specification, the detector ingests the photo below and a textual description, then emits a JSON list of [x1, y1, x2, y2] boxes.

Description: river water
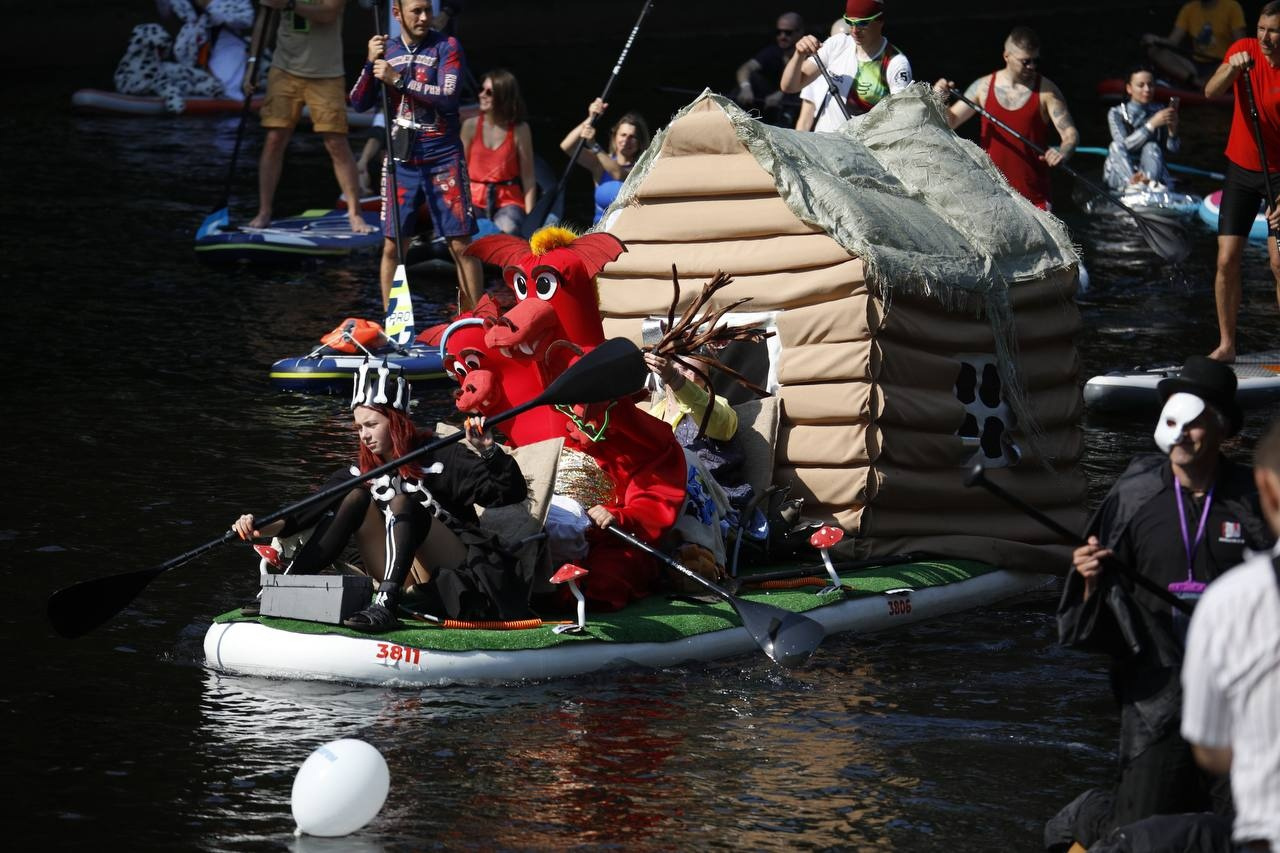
[[8, 2, 1280, 850]]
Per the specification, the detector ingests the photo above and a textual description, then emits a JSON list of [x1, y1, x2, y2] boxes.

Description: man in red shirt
[[933, 26, 1078, 210], [1204, 2, 1280, 364]]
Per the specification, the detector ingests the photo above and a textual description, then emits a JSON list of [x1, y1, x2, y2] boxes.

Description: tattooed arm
[[940, 76, 985, 130], [1041, 80, 1078, 167]]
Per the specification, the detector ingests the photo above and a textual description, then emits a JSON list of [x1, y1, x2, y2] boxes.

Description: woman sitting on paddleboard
[[230, 363, 531, 632], [461, 68, 537, 235], [560, 98, 650, 223], [1102, 65, 1181, 192]]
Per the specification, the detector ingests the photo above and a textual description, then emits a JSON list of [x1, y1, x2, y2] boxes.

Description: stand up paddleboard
[[269, 267, 448, 394], [1085, 351, 1280, 413], [195, 208, 382, 263], [1198, 190, 1269, 241], [71, 89, 377, 126]]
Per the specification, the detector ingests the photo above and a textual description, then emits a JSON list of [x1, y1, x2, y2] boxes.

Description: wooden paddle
[[1238, 65, 1278, 240], [945, 88, 1191, 265], [521, 0, 655, 238], [46, 338, 649, 639], [196, 5, 276, 239], [605, 526, 825, 668], [963, 463, 1192, 614]]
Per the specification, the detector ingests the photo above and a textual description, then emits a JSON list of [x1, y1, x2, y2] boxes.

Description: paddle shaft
[[965, 466, 1193, 614], [372, 2, 405, 264], [217, 6, 276, 213], [811, 54, 852, 121], [525, 0, 654, 235], [606, 524, 736, 603], [1239, 68, 1278, 238], [949, 89, 1107, 199]]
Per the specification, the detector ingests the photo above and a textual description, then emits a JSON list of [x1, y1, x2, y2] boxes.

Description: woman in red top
[[461, 68, 536, 235]]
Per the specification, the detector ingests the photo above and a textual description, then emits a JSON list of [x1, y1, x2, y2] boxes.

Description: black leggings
[[288, 486, 433, 595]]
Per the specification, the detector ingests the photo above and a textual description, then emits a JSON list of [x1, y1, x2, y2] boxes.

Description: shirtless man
[[934, 26, 1078, 210]]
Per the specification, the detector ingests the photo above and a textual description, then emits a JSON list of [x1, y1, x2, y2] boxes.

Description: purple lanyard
[[1174, 481, 1215, 583]]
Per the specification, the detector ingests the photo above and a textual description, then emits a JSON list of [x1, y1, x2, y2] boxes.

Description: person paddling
[[779, 0, 914, 127], [349, 0, 484, 310], [559, 98, 649, 224], [934, 26, 1078, 210], [231, 362, 531, 631], [1202, 1, 1280, 363], [1047, 357, 1273, 849]]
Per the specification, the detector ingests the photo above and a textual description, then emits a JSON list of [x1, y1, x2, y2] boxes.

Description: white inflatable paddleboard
[[1085, 351, 1280, 413]]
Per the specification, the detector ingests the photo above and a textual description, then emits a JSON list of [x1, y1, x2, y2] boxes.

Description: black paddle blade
[[1133, 210, 1192, 264], [47, 565, 166, 639], [733, 597, 825, 669], [540, 337, 647, 405]]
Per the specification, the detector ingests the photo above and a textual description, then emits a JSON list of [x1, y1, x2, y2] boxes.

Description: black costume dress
[[278, 440, 533, 621]]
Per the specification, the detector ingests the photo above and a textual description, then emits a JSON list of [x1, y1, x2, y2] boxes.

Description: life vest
[[320, 318, 387, 353]]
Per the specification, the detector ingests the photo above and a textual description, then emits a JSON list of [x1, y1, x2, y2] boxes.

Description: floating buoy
[[291, 738, 390, 837]]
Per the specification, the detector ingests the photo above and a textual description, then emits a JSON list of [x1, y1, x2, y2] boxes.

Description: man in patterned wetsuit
[[350, 0, 483, 309], [779, 0, 913, 126]]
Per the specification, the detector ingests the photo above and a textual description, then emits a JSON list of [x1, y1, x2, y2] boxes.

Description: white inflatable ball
[[291, 738, 390, 837]]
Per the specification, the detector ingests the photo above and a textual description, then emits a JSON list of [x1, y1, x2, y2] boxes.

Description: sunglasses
[[843, 12, 883, 28], [479, 86, 494, 94], [776, 28, 796, 36]]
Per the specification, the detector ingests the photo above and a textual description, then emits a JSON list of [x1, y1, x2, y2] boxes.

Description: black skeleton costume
[[274, 361, 531, 631]]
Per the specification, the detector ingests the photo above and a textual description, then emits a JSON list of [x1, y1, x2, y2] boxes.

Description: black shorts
[[1218, 161, 1275, 237]]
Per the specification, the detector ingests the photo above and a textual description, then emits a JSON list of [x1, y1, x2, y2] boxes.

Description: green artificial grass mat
[[212, 559, 999, 652]]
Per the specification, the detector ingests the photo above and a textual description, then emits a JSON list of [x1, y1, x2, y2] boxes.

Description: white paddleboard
[[1085, 351, 1280, 413]]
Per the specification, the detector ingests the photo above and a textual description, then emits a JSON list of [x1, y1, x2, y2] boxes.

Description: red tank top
[[467, 113, 524, 212], [979, 73, 1051, 209]]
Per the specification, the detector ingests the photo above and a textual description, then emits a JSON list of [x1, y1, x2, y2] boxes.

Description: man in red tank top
[[1202, 2, 1280, 364], [933, 27, 1079, 210]]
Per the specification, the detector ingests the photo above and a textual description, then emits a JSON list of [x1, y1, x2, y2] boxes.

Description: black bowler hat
[[1157, 356, 1243, 436]]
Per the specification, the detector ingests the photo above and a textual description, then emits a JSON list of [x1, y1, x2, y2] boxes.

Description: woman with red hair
[[232, 362, 530, 631]]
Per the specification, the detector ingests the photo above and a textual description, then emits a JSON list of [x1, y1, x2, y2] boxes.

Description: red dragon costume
[[465, 226, 688, 610]]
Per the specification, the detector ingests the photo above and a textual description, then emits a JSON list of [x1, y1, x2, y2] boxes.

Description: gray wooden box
[[259, 574, 373, 624]]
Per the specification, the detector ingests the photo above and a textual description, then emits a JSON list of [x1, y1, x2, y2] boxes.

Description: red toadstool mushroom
[[808, 526, 845, 596], [550, 564, 590, 633]]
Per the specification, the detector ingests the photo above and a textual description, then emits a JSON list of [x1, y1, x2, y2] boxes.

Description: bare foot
[[1207, 345, 1236, 364], [246, 212, 271, 229], [349, 215, 375, 235]]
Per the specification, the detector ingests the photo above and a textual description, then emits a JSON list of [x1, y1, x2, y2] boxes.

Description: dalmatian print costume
[[114, 23, 223, 114]]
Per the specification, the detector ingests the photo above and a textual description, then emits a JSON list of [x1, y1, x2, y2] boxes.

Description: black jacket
[[1057, 454, 1270, 762]]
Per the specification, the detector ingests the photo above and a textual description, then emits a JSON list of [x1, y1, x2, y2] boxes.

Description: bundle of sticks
[[645, 266, 774, 437]]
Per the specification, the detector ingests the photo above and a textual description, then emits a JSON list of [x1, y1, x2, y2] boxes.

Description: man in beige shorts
[[243, 0, 372, 233]]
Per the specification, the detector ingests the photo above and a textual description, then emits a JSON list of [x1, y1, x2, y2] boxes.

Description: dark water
[[7, 2, 1280, 850]]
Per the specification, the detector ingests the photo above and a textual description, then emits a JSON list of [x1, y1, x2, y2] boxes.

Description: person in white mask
[[1049, 355, 1274, 850]]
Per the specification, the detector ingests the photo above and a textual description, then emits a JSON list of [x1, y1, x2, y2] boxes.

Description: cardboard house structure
[[593, 88, 1086, 572]]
